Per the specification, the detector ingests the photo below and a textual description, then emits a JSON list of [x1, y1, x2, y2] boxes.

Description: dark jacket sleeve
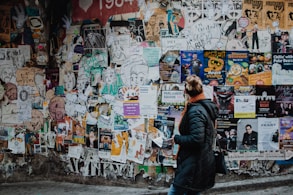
[[174, 105, 207, 149]]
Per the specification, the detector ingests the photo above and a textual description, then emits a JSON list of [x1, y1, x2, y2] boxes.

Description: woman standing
[[168, 75, 219, 195]]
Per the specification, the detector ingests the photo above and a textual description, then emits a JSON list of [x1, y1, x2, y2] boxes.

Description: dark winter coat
[[173, 99, 219, 192]]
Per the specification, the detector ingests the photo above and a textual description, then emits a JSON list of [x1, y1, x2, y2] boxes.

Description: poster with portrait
[[257, 117, 279, 151], [275, 85, 293, 117], [180, 50, 204, 81], [216, 118, 239, 151], [271, 31, 292, 53], [85, 124, 98, 149], [98, 128, 112, 159], [17, 86, 32, 122], [237, 118, 258, 151], [279, 117, 293, 150]]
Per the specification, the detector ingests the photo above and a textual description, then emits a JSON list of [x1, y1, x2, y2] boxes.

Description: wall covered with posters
[[0, 0, 293, 184]]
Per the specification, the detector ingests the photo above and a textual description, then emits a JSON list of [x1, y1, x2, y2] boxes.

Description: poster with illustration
[[127, 129, 147, 164], [203, 50, 226, 85], [225, 51, 249, 87], [111, 130, 129, 163], [264, 0, 285, 30], [214, 85, 234, 118]]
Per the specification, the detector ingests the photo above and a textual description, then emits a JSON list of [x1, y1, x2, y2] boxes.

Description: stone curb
[[143, 174, 293, 195]]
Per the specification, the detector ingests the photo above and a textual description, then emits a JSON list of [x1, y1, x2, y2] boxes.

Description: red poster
[[72, 0, 139, 25]]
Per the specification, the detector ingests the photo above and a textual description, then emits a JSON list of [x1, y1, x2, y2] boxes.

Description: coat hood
[[197, 99, 219, 120]]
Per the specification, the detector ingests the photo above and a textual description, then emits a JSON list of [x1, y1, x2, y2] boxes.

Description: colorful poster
[[180, 50, 204, 81], [111, 130, 129, 163], [248, 71, 272, 85], [225, 51, 249, 87], [258, 117, 279, 151], [242, 0, 264, 28], [203, 50, 226, 85], [279, 118, 293, 150], [248, 52, 272, 85], [255, 85, 276, 117], [123, 100, 140, 119]]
